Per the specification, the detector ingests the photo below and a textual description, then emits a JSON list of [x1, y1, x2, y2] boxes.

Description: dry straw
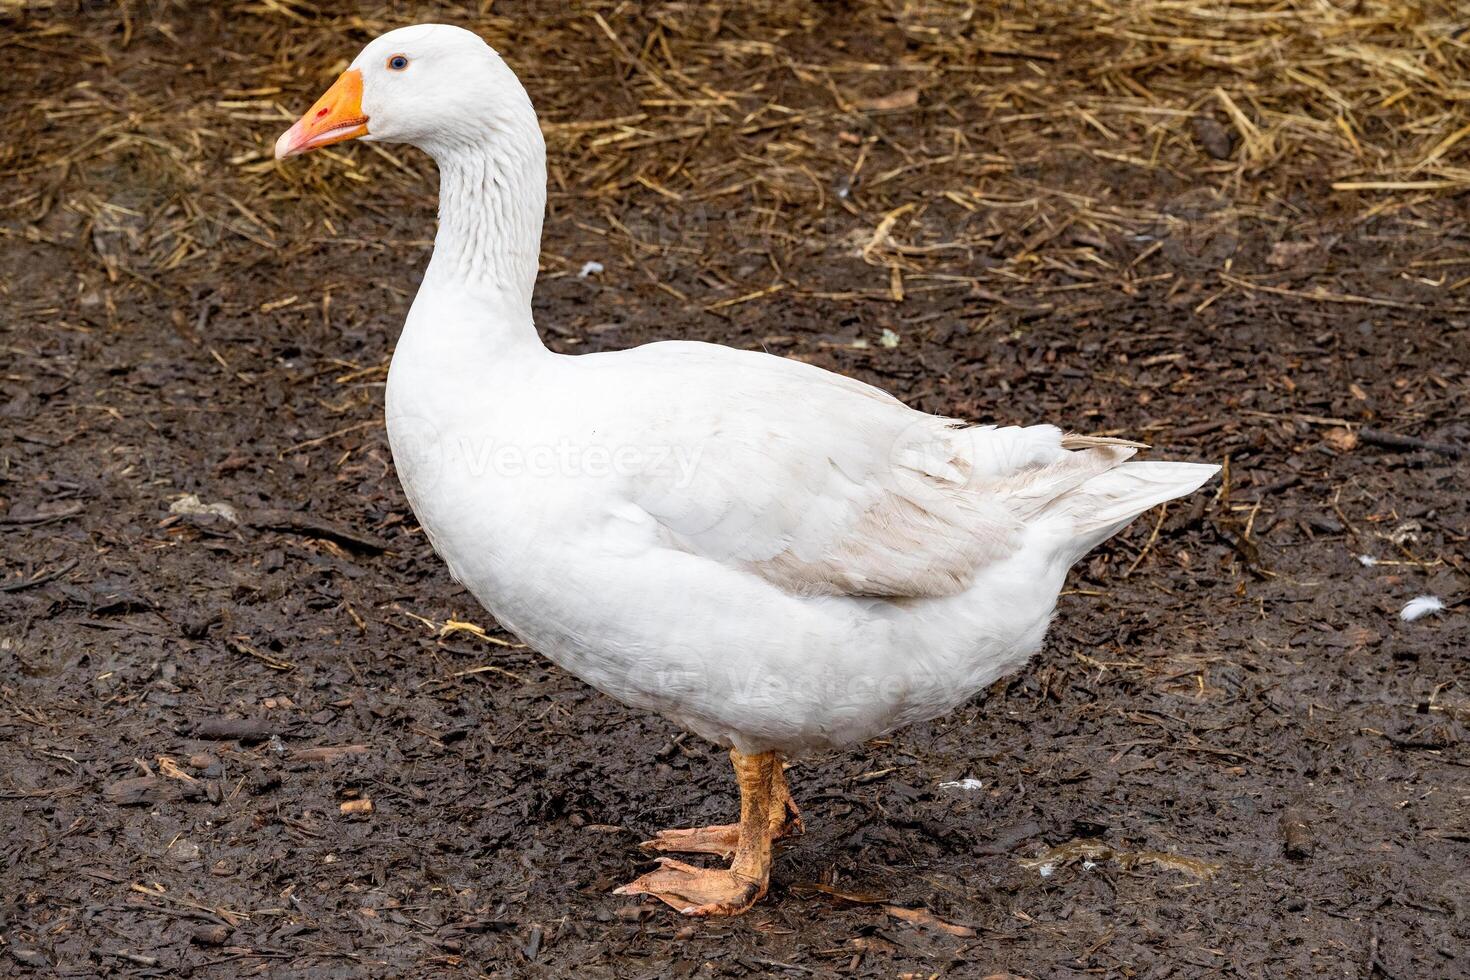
[[1, 1, 1466, 313]]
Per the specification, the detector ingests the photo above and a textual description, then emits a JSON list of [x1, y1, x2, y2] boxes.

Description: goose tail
[[1046, 461, 1220, 569]]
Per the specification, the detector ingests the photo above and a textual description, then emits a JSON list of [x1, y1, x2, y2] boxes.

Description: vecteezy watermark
[[385, 414, 706, 494], [453, 437, 704, 486]]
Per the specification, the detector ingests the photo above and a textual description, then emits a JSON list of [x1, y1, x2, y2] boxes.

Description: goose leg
[[616, 749, 782, 916], [769, 760, 803, 838], [639, 752, 801, 859]]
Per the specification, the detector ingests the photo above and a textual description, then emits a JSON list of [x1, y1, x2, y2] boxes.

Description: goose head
[[275, 23, 533, 160]]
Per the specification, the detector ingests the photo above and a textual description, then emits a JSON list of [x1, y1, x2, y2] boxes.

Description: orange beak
[[275, 69, 369, 159]]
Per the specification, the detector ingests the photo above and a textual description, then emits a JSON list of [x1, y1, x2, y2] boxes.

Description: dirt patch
[[2, 2, 1467, 977]]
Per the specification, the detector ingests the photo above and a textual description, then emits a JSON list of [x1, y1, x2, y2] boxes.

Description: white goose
[[276, 24, 1218, 916]]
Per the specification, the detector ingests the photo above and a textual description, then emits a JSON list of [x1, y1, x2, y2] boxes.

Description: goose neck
[[424, 128, 546, 312]]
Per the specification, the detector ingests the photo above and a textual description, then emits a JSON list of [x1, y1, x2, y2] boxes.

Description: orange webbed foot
[[614, 857, 765, 916], [639, 824, 742, 859], [617, 749, 789, 917]]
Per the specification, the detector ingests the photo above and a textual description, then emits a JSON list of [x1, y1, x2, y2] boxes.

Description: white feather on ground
[[1399, 595, 1445, 622], [938, 778, 985, 792]]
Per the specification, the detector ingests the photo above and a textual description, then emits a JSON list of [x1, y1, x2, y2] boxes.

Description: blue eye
[[387, 55, 409, 71]]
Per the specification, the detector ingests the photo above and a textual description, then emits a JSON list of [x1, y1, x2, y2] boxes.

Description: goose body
[[279, 23, 1218, 914], [388, 325, 1203, 754]]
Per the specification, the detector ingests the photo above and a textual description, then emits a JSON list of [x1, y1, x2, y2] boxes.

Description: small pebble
[[191, 924, 230, 946], [168, 838, 201, 863]]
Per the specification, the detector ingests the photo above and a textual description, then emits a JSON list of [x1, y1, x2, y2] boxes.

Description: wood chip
[[886, 906, 977, 937], [104, 776, 204, 806], [1280, 808, 1314, 860]]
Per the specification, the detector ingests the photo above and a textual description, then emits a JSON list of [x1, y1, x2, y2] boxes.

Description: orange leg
[[615, 749, 791, 916], [639, 753, 802, 859]]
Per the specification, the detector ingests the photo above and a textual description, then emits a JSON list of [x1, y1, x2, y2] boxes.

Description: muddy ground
[[2, 3, 1467, 978]]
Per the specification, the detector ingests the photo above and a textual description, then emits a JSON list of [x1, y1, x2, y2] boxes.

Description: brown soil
[[2, 3, 1466, 977]]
